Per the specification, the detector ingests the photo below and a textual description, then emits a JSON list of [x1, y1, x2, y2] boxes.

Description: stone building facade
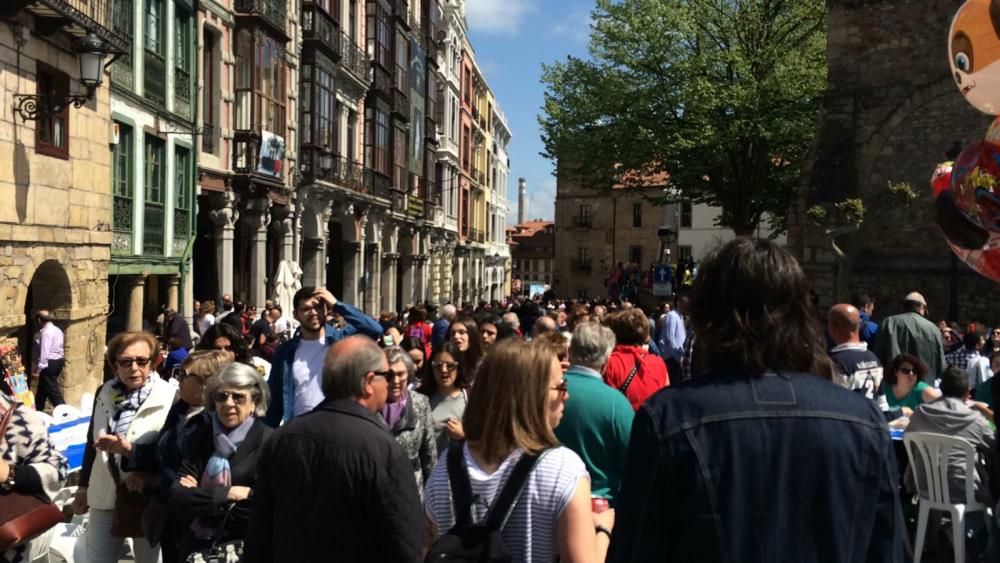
[[0, 2, 128, 403], [509, 221, 554, 297], [789, 0, 998, 322]]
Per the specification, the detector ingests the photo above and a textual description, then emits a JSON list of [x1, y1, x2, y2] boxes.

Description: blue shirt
[[657, 310, 685, 362]]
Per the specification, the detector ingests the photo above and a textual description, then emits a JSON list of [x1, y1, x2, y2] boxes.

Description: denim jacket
[[607, 371, 903, 563]]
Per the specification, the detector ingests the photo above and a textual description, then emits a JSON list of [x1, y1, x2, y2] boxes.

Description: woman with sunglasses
[[170, 362, 272, 558], [151, 350, 231, 563], [424, 339, 611, 562], [421, 342, 471, 454], [884, 353, 941, 416], [381, 346, 437, 492], [71, 331, 177, 563]]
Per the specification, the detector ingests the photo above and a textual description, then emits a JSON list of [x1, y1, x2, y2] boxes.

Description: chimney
[[518, 177, 526, 225]]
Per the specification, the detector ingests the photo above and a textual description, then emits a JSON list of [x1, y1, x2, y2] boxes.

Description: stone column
[[271, 203, 295, 264], [364, 242, 381, 315], [399, 255, 415, 309], [127, 275, 146, 332], [209, 192, 239, 303], [245, 198, 272, 310], [454, 255, 464, 306], [342, 241, 362, 306], [381, 254, 399, 312], [166, 274, 180, 311], [300, 238, 325, 289], [182, 264, 194, 325]]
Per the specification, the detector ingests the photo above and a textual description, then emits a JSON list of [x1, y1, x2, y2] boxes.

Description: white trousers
[[85, 508, 161, 563]]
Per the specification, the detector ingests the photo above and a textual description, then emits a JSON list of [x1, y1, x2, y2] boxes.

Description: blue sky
[[465, 0, 595, 223]]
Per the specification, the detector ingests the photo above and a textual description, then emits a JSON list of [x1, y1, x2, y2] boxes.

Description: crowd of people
[[5, 237, 1000, 561]]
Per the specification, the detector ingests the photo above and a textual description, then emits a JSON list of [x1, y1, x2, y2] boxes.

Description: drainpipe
[[179, 0, 201, 322]]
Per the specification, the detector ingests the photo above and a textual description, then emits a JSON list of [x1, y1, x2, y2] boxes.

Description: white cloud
[[466, 0, 537, 36], [527, 178, 556, 222], [550, 9, 593, 44]]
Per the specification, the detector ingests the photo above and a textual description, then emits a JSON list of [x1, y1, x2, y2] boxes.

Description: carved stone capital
[[243, 198, 272, 231], [209, 191, 239, 229]]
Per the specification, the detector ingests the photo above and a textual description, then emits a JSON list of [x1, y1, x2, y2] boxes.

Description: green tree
[[540, 0, 827, 235]]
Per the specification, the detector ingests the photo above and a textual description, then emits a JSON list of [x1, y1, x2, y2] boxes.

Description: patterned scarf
[[191, 413, 256, 540], [110, 379, 153, 436]]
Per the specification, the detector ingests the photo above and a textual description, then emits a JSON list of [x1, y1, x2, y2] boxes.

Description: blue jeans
[[86, 508, 160, 563]]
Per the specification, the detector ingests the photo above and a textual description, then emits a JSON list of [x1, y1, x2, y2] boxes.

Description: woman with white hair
[[380, 346, 436, 491], [169, 362, 273, 559]]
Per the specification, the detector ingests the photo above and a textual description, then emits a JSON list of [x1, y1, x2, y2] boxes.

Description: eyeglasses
[[117, 357, 151, 368], [896, 367, 915, 375], [431, 360, 459, 371], [551, 379, 569, 396], [370, 369, 398, 381], [213, 391, 250, 405], [171, 367, 207, 383]]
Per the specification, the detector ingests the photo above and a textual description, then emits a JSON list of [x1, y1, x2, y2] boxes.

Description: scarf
[[380, 389, 409, 431], [110, 379, 153, 436], [191, 413, 256, 540]]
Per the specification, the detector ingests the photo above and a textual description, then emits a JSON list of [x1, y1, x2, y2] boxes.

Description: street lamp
[[14, 32, 110, 121]]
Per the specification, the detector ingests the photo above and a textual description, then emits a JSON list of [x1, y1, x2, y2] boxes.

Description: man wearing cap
[[872, 292, 946, 382]]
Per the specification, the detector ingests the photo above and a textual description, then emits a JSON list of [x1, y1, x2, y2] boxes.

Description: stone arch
[[24, 259, 73, 318], [856, 77, 958, 190]]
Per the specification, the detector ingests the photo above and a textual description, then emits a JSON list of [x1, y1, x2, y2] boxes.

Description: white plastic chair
[[903, 432, 988, 563]]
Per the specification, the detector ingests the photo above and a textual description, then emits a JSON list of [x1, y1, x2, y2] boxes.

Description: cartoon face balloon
[[950, 0, 1000, 115]]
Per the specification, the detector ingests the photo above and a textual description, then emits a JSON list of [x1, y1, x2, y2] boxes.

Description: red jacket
[[603, 344, 670, 411]]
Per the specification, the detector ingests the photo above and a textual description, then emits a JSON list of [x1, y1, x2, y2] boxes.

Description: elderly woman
[[380, 346, 436, 491], [71, 331, 176, 563], [602, 308, 670, 410], [170, 362, 272, 557], [0, 379, 68, 563], [151, 350, 231, 563]]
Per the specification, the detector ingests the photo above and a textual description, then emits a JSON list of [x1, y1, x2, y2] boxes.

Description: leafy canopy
[[540, 0, 827, 235]]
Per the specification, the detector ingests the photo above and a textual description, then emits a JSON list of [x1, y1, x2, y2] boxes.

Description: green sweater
[[554, 366, 635, 501]]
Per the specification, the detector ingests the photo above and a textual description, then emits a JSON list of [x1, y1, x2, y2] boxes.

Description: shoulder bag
[[617, 353, 645, 395], [106, 453, 154, 538], [0, 402, 65, 550]]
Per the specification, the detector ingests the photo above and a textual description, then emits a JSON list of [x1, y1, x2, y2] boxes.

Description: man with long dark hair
[[608, 238, 902, 563]]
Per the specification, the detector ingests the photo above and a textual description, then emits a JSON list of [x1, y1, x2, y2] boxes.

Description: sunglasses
[[551, 379, 569, 396], [116, 357, 151, 368], [896, 367, 915, 375], [431, 360, 459, 371], [171, 366, 207, 383], [213, 391, 250, 405], [370, 369, 398, 380]]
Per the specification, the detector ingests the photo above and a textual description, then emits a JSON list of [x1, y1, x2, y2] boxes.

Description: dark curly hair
[[884, 353, 929, 385], [690, 238, 832, 378], [197, 322, 252, 365]]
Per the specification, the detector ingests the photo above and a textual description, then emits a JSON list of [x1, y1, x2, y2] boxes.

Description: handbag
[[185, 503, 243, 562], [106, 454, 153, 538], [0, 401, 65, 550]]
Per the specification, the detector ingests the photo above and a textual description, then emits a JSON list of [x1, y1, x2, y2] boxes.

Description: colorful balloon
[[949, 0, 1000, 115], [931, 161, 953, 198], [948, 140, 1000, 231]]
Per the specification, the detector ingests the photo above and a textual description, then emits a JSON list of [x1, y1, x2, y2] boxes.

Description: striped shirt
[[425, 444, 589, 562]]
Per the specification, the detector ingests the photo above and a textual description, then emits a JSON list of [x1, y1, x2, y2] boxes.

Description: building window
[[258, 36, 286, 133], [679, 245, 692, 261], [578, 247, 589, 260], [35, 64, 69, 159], [347, 109, 357, 163], [143, 136, 166, 254], [681, 201, 693, 228], [629, 245, 642, 265], [202, 28, 219, 153], [366, 2, 390, 69], [174, 146, 191, 240], [112, 123, 133, 234], [579, 204, 591, 221], [302, 60, 337, 151], [144, 0, 164, 53], [174, 6, 193, 116], [365, 104, 390, 175], [632, 202, 642, 228]]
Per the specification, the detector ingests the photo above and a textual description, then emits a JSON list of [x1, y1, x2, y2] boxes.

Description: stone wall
[[791, 0, 1000, 321], [0, 24, 112, 404]]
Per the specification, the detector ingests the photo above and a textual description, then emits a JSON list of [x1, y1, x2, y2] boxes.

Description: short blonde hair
[[463, 339, 560, 465], [180, 349, 231, 379]]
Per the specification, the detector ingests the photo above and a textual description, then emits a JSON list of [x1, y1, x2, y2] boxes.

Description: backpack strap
[[483, 450, 543, 531], [446, 441, 475, 529], [618, 353, 645, 394]]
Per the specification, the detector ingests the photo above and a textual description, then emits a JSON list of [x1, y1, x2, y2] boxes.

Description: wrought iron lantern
[[14, 32, 109, 121]]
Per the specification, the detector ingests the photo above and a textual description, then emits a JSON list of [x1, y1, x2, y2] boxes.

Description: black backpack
[[424, 442, 542, 562]]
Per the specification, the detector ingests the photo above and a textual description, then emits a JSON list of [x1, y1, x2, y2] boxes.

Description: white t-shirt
[[197, 314, 215, 335], [291, 339, 328, 417], [424, 444, 589, 562]]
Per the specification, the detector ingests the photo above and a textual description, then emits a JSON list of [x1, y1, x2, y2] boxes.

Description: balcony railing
[[471, 228, 485, 243], [394, 0, 409, 23], [112, 194, 133, 254], [108, 0, 133, 88], [300, 148, 365, 190], [235, 0, 288, 35], [571, 259, 593, 272], [175, 66, 191, 118], [173, 208, 190, 255], [143, 49, 166, 106], [302, 4, 341, 59], [143, 202, 164, 255], [363, 169, 391, 200], [572, 215, 593, 228], [340, 32, 372, 84], [22, 0, 131, 53], [202, 123, 216, 154]]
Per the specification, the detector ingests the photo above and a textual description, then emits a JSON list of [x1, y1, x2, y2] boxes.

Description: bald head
[[533, 315, 557, 337], [827, 304, 861, 345], [322, 335, 388, 410]]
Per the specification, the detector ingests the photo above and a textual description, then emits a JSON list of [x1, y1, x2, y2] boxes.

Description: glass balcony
[[235, 0, 287, 36], [143, 49, 166, 106], [143, 202, 164, 255]]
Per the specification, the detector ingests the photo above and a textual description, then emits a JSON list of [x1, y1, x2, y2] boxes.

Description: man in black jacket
[[244, 335, 423, 562]]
